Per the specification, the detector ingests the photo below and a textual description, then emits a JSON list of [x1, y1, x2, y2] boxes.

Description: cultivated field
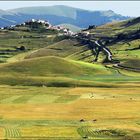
[[0, 84, 140, 139]]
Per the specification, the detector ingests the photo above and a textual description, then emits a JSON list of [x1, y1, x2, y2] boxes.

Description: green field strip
[[27, 94, 59, 104], [0, 95, 22, 104], [13, 95, 35, 103], [0, 94, 13, 103], [55, 95, 80, 103]]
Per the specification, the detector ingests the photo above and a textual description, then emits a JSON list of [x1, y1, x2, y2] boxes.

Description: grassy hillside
[[0, 29, 63, 63], [25, 38, 110, 63], [86, 17, 140, 67], [120, 59, 140, 69], [88, 17, 140, 38], [26, 39, 82, 59], [0, 54, 139, 88], [0, 55, 117, 87], [0, 56, 110, 76]]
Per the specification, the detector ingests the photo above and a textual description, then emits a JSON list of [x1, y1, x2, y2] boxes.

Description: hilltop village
[[0, 19, 116, 63], [0, 19, 75, 36]]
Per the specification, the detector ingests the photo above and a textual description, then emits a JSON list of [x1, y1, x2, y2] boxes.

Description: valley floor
[[0, 84, 140, 139]]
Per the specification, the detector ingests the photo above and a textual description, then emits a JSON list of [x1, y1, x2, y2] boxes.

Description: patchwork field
[[0, 85, 140, 139]]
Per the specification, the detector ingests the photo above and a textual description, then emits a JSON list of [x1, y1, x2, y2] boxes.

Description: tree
[[88, 25, 96, 30], [18, 46, 26, 51]]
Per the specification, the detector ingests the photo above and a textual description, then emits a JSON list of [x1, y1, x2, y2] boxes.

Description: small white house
[[37, 19, 46, 24], [31, 19, 36, 22], [22, 23, 26, 26], [83, 31, 90, 36]]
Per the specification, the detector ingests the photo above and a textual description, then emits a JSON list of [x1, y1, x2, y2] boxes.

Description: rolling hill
[[25, 39, 86, 59], [0, 5, 130, 28], [0, 56, 110, 76], [85, 17, 140, 65], [0, 17, 139, 87], [23, 17, 140, 65]]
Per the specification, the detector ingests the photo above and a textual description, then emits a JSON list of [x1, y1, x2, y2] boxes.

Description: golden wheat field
[[0, 85, 140, 139]]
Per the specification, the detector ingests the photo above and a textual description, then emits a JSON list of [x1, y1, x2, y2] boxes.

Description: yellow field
[[1, 98, 140, 120], [0, 85, 140, 139], [20, 126, 80, 138], [0, 127, 4, 138]]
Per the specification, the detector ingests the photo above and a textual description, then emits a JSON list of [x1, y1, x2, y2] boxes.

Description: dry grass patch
[[1, 98, 140, 121], [20, 126, 80, 138], [0, 127, 4, 139]]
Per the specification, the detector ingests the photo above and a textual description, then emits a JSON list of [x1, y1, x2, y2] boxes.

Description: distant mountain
[[0, 5, 130, 28]]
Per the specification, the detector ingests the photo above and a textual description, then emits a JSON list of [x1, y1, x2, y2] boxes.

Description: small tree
[[88, 25, 96, 30], [19, 46, 26, 51]]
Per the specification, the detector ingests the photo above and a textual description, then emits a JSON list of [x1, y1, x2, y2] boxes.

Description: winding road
[[94, 40, 112, 61], [75, 34, 113, 62]]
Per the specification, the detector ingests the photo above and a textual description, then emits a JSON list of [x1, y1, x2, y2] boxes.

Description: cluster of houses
[[0, 19, 95, 38], [0, 19, 75, 36], [0, 25, 16, 30]]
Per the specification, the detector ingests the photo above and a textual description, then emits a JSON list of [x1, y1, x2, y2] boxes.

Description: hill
[[25, 39, 97, 63], [0, 56, 114, 87], [0, 17, 139, 66], [84, 17, 140, 65], [0, 56, 110, 76], [25, 39, 85, 59], [0, 5, 130, 28], [25, 17, 140, 65], [87, 17, 140, 38]]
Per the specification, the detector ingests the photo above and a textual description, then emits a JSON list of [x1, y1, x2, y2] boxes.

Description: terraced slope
[[26, 39, 86, 59], [0, 29, 61, 63], [85, 17, 140, 69]]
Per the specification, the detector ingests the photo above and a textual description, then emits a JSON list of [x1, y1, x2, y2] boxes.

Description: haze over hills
[[0, 5, 130, 28]]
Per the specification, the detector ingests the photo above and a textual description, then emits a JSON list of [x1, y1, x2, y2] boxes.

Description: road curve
[[94, 40, 112, 61], [74, 34, 113, 62]]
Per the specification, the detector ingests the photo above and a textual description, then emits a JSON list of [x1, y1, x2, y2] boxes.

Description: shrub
[[17, 46, 26, 51]]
